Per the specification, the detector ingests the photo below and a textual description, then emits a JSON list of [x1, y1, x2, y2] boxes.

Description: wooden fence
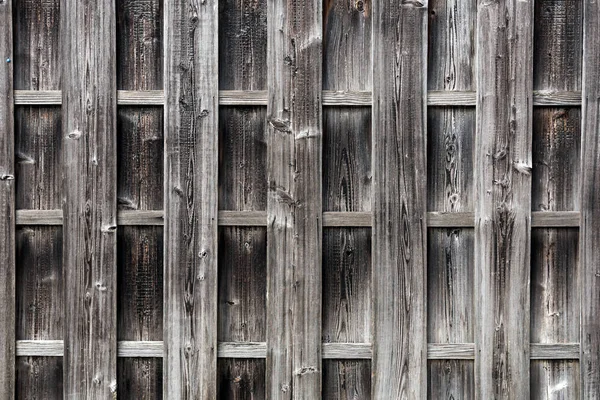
[[0, 0, 597, 398]]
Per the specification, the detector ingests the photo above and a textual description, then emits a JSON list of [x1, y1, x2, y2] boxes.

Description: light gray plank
[[475, 0, 533, 398], [265, 0, 323, 396], [581, 0, 600, 397], [163, 0, 219, 398], [61, 0, 118, 397], [0, 0, 15, 397], [372, 1, 428, 398]]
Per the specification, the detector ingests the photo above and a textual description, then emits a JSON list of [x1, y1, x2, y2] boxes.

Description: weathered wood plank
[[580, 0, 600, 397], [218, 359, 266, 399], [16, 357, 63, 400], [372, 1, 428, 398], [323, 360, 371, 400], [61, 0, 118, 396], [0, 0, 15, 397], [265, 0, 323, 396], [163, 0, 219, 397], [475, 0, 533, 397]]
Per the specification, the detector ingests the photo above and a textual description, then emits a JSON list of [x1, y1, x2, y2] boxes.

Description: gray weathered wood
[[581, 0, 600, 397], [372, 1, 428, 398], [0, 0, 15, 396], [163, 0, 219, 397], [218, 359, 266, 399], [475, 0, 533, 397], [61, 0, 118, 397], [323, 360, 371, 400], [265, 0, 323, 396]]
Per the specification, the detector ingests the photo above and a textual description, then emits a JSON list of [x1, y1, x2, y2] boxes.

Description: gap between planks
[[13, 90, 582, 106], [15, 341, 580, 360], [15, 210, 581, 228]]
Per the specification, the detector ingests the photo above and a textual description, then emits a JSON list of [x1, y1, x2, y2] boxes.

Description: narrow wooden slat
[[427, 344, 475, 360], [61, 0, 118, 397], [581, 0, 600, 396], [372, 1, 428, 398], [531, 344, 580, 360], [322, 343, 371, 360], [13, 89, 586, 107], [16, 340, 65, 357], [163, 0, 219, 398], [475, 0, 533, 397], [0, 0, 15, 397], [265, 0, 323, 396], [117, 210, 164, 225]]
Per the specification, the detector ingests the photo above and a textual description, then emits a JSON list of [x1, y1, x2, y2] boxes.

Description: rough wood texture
[[218, 359, 266, 400], [322, 360, 371, 400], [13, 0, 61, 91], [163, 0, 219, 397], [218, 227, 266, 343], [581, 0, 600, 397], [0, 0, 15, 397], [218, 0, 267, 91], [475, 0, 533, 397], [117, 226, 164, 398], [372, 1, 428, 398], [16, 357, 63, 400], [428, 228, 474, 399], [218, 107, 267, 211], [61, 0, 118, 396], [265, 0, 322, 396], [116, 0, 163, 91]]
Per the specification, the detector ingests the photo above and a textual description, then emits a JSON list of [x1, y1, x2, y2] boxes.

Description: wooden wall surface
[[3, 0, 594, 398]]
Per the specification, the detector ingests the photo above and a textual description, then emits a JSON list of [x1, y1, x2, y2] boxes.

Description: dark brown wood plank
[[475, 0, 533, 397], [218, 107, 267, 211], [117, 107, 164, 211], [0, 0, 15, 396], [372, 1, 428, 398], [163, 0, 219, 397], [323, 360, 371, 400], [15, 107, 62, 210], [13, 0, 61, 91], [218, 359, 266, 400], [580, 0, 600, 396], [322, 228, 371, 344], [265, 0, 323, 396], [218, 0, 267, 91], [61, 0, 118, 396], [16, 357, 63, 400], [116, 0, 163, 91], [218, 227, 266, 343], [428, 0, 476, 91]]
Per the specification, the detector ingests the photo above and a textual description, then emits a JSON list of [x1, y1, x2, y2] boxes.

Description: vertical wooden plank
[[371, 1, 428, 398], [265, 0, 322, 397], [218, 359, 266, 400], [163, 0, 219, 397], [322, 360, 371, 400], [475, 0, 533, 397], [61, 0, 117, 397], [580, 0, 600, 397], [0, 0, 15, 397]]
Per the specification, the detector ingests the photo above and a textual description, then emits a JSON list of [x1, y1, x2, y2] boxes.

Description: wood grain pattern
[[475, 0, 533, 397], [372, 1, 428, 398], [13, 0, 61, 91], [61, 0, 118, 396], [16, 357, 63, 400], [163, 0, 219, 397], [218, 107, 267, 211], [218, 0, 267, 91], [265, 0, 323, 396], [580, 0, 600, 397], [218, 227, 266, 342], [0, 0, 15, 396], [322, 360, 371, 400], [218, 359, 266, 400]]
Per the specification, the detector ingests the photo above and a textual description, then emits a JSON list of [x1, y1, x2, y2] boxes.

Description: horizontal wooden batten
[[15, 210, 581, 228], [15, 341, 580, 360], [13, 90, 583, 107]]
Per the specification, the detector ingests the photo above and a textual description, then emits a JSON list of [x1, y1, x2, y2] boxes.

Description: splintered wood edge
[[15, 341, 580, 360], [16, 210, 581, 228], [13, 90, 583, 106]]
